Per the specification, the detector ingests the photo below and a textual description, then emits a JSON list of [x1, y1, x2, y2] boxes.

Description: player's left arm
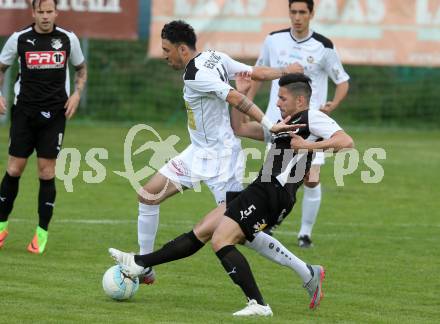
[[64, 62, 87, 119], [249, 63, 304, 82], [291, 110, 353, 151], [320, 47, 350, 115], [225, 52, 302, 84], [291, 130, 353, 152]]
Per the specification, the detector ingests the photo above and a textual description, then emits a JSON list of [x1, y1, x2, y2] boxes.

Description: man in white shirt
[[135, 20, 304, 284], [248, 0, 350, 247]]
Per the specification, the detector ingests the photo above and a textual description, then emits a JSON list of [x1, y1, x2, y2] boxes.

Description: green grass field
[[0, 122, 439, 323]]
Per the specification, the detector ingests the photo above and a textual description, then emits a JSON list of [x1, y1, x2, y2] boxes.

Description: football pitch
[[0, 122, 438, 323]]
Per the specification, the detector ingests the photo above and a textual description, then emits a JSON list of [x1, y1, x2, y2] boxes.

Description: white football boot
[[232, 299, 273, 316], [108, 248, 144, 278]]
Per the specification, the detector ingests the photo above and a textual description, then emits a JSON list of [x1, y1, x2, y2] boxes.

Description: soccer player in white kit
[[248, 0, 350, 248], [136, 20, 304, 284]]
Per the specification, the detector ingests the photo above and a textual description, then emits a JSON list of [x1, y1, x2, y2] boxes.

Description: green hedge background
[[2, 39, 439, 128]]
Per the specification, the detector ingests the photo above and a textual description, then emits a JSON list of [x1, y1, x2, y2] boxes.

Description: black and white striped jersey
[[259, 109, 342, 198], [0, 24, 84, 110]]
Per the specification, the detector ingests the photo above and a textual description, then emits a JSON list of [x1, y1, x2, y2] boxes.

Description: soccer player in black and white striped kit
[[0, 0, 87, 253], [248, 0, 350, 247]]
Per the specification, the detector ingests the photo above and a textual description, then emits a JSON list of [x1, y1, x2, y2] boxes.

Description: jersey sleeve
[[323, 47, 349, 85], [309, 110, 342, 139], [255, 35, 271, 67], [185, 69, 233, 101], [0, 33, 18, 66], [68, 32, 85, 66], [263, 127, 272, 144], [221, 53, 252, 80]]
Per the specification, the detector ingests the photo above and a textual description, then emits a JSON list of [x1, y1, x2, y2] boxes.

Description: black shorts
[[224, 180, 294, 242], [9, 105, 66, 159]]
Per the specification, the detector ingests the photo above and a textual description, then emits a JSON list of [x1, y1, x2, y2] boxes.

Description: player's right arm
[[0, 32, 18, 114], [0, 63, 10, 114], [227, 89, 301, 136]]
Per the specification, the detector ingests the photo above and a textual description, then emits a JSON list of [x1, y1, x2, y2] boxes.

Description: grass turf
[[0, 122, 439, 323]]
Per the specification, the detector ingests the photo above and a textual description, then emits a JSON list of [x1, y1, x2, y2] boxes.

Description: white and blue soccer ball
[[102, 265, 139, 300]]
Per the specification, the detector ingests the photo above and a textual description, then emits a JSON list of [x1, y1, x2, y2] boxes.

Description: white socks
[[245, 232, 312, 283], [138, 203, 160, 255], [299, 184, 321, 238]]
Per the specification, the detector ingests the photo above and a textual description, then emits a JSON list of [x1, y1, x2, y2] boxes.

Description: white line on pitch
[[9, 218, 440, 228], [9, 218, 194, 226]]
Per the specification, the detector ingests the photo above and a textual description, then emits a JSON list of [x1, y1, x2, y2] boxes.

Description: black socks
[[0, 173, 56, 230], [216, 245, 265, 306], [38, 178, 56, 231], [0, 172, 20, 222]]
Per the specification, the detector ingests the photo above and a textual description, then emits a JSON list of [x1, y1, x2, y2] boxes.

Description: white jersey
[[183, 50, 252, 158], [256, 29, 350, 122], [271, 109, 343, 187]]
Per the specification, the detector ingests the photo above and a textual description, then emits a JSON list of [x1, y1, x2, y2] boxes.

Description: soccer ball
[[102, 265, 139, 300]]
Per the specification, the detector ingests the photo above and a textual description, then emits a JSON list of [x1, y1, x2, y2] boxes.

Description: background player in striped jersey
[[0, 0, 87, 253], [248, 0, 350, 247]]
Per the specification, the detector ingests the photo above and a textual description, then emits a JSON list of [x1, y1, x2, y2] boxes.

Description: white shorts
[[159, 144, 244, 204]]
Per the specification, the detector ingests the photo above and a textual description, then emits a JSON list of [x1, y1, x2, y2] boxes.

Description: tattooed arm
[[64, 62, 88, 119], [227, 89, 300, 137]]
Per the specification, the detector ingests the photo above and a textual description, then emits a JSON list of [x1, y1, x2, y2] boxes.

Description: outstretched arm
[[236, 63, 304, 84], [64, 62, 88, 119], [251, 63, 304, 81]]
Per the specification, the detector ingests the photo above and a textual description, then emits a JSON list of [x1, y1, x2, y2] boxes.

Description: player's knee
[[193, 224, 212, 243], [138, 186, 158, 204], [7, 165, 25, 177], [211, 233, 220, 251], [138, 193, 160, 206], [137, 182, 168, 205], [211, 232, 226, 252], [38, 167, 55, 180], [7, 168, 22, 177]]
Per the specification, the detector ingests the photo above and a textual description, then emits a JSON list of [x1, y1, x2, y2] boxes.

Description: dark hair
[[161, 20, 197, 50], [288, 0, 314, 12], [32, 0, 58, 9], [279, 73, 312, 101]]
